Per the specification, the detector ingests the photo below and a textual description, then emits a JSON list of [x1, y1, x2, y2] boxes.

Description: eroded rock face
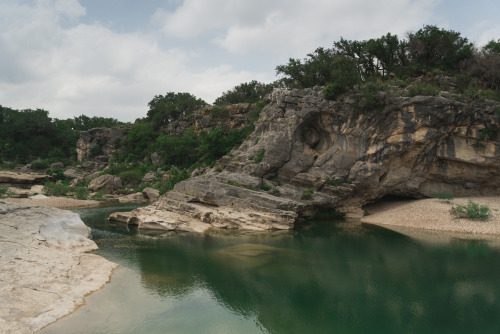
[[111, 88, 500, 231], [0, 171, 53, 186], [0, 200, 117, 333], [76, 127, 128, 162]]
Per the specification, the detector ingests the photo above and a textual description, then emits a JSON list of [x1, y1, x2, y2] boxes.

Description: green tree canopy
[[214, 80, 277, 105], [72, 115, 124, 131], [147, 92, 207, 129]]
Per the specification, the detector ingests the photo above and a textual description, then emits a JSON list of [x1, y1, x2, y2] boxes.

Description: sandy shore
[[361, 196, 500, 242], [3, 196, 102, 210]]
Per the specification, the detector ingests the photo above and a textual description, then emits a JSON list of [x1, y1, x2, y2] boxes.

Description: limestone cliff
[[110, 87, 500, 232]]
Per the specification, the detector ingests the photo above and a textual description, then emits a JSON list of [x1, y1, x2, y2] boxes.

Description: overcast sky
[[1, 0, 499, 122]]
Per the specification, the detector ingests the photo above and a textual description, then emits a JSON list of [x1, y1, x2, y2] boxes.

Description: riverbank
[[361, 197, 500, 241], [3, 196, 102, 210], [0, 200, 117, 333]]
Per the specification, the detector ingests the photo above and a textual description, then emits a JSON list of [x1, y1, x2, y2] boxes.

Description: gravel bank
[[3, 197, 101, 210], [361, 197, 500, 240]]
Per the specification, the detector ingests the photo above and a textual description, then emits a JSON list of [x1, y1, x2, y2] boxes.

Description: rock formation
[[110, 87, 500, 231], [76, 126, 129, 162], [0, 200, 117, 333]]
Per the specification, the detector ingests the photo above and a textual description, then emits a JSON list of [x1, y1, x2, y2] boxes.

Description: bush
[[261, 184, 271, 191], [254, 148, 265, 163], [453, 200, 492, 220], [433, 192, 454, 200], [407, 82, 440, 97], [31, 161, 49, 170], [269, 188, 280, 197], [0, 185, 8, 197], [74, 186, 89, 200], [43, 182, 70, 196], [302, 189, 314, 200], [46, 168, 65, 180], [118, 170, 142, 186], [91, 188, 110, 199]]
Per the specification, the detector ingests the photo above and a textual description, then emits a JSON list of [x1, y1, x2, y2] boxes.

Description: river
[[40, 205, 500, 333]]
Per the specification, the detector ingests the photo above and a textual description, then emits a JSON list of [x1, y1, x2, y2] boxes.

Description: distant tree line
[[0, 105, 124, 164]]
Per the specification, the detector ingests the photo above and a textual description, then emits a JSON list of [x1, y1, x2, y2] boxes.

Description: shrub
[[326, 179, 344, 187], [91, 188, 110, 199], [453, 200, 492, 220], [0, 185, 8, 197], [118, 170, 142, 186], [46, 168, 65, 180], [227, 180, 243, 187], [31, 161, 49, 170], [301, 189, 314, 200], [269, 188, 280, 196], [261, 184, 271, 191], [43, 181, 70, 196], [407, 82, 440, 97], [254, 148, 265, 163], [433, 192, 454, 200], [74, 186, 89, 200]]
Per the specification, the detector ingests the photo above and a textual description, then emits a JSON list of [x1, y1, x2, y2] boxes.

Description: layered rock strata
[[0, 200, 117, 333], [110, 87, 500, 231]]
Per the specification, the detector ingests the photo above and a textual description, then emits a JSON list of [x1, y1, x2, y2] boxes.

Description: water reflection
[[42, 206, 500, 334]]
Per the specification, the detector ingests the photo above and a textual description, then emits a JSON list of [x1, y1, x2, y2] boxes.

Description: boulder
[[49, 162, 64, 169], [142, 187, 160, 201], [141, 171, 156, 183], [63, 168, 83, 179], [88, 175, 122, 192], [0, 171, 52, 185], [150, 152, 162, 165], [0, 200, 117, 333]]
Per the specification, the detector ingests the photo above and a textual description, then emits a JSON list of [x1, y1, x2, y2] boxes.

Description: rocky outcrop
[[76, 126, 129, 162], [111, 87, 500, 231], [0, 171, 53, 187], [88, 174, 122, 192], [0, 200, 117, 333]]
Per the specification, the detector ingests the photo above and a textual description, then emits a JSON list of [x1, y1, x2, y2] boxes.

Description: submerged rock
[[0, 200, 117, 333]]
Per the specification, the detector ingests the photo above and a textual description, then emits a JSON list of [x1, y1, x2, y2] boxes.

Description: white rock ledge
[[0, 200, 118, 334]]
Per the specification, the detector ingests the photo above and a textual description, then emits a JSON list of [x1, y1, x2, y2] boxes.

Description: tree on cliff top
[[147, 92, 207, 129], [214, 80, 277, 105]]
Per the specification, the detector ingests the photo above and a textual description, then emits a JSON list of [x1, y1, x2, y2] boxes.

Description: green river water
[[40, 205, 500, 334]]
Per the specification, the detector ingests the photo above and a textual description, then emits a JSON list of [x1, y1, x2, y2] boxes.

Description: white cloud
[[154, 0, 438, 58], [0, 0, 270, 122]]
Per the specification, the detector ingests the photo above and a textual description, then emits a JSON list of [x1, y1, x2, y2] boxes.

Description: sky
[[0, 0, 499, 122]]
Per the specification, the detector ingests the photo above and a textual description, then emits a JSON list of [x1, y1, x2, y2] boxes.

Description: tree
[[214, 80, 276, 105], [72, 115, 124, 131], [147, 92, 207, 129], [484, 39, 500, 54], [406, 25, 473, 73]]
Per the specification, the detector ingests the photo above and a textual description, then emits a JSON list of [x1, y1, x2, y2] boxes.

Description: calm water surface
[[41, 205, 500, 334]]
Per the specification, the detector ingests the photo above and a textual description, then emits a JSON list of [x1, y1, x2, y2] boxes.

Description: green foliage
[[0, 106, 78, 163], [301, 189, 314, 200], [118, 170, 142, 186], [74, 186, 89, 200], [123, 123, 158, 161], [147, 92, 207, 129], [157, 168, 190, 195], [43, 182, 70, 196], [71, 115, 124, 131], [269, 188, 281, 197], [484, 39, 500, 54], [227, 180, 243, 187], [261, 184, 271, 191], [407, 82, 440, 97], [323, 56, 361, 100], [210, 106, 230, 119], [91, 189, 110, 199], [433, 192, 454, 200], [352, 81, 389, 111], [31, 161, 49, 170], [253, 148, 265, 163], [454, 200, 492, 220], [46, 168, 65, 180], [157, 127, 199, 167], [214, 80, 277, 105], [406, 25, 474, 74], [326, 178, 345, 187], [0, 185, 8, 197]]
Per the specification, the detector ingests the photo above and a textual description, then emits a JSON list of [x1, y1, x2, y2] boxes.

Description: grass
[[254, 148, 265, 164], [433, 192, 454, 200], [301, 189, 314, 200]]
